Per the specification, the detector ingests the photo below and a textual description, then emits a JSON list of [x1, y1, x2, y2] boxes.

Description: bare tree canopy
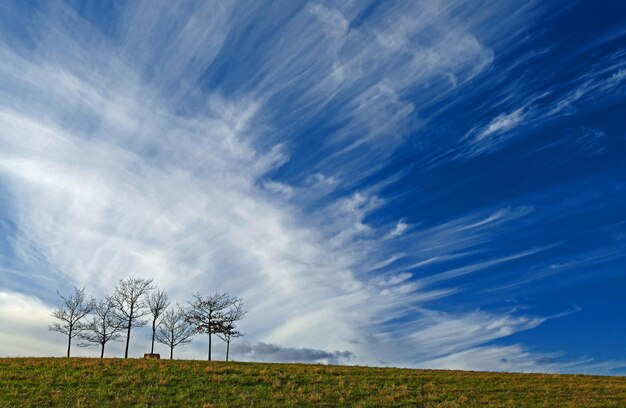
[[49, 286, 95, 357], [217, 298, 246, 361], [48, 281, 246, 360], [78, 296, 125, 358], [186, 292, 236, 361], [146, 289, 169, 354], [111, 276, 154, 358], [155, 304, 194, 359]]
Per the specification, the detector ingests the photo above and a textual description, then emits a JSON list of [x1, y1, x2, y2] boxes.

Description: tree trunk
[[100, 343, 105, 358], [67, 327, 72, 358], [226, 340, 230, 362], [124, 317, 132, 359], [208, 331, 212, 361], [170, 330, 175, 360], [151, 318, 156, 354]]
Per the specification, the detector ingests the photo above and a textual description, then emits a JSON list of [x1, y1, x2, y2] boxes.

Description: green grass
[[1, 358, 625, 407]]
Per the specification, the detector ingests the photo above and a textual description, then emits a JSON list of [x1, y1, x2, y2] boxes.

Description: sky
[[0, 0, 625, 374]]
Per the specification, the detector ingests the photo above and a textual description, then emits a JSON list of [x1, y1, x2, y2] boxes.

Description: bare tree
[[217, 299, 246, 361], [146, 289, 169, 354], [78, 296, 125, 358], [111, 276, 154, 358], [186, 292, 234, 361], [49, 286, 95, 357], [155, 304, 194, 359]]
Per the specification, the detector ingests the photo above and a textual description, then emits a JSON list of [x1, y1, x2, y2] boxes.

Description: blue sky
[[0, 0, 625, 373]]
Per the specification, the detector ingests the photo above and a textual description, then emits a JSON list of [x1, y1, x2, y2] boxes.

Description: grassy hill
[[1, 358, 625, 407]]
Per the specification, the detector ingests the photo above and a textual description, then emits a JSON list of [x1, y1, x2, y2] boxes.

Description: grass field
[[1, 358, 625, 407]]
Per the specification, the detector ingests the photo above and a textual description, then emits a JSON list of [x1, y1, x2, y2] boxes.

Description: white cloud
[[474, 108, 526, 142], [458, 48, 626, 159], [421, 345, 558, 372], [421, 344, 626, 375], [0, 291, 72, 357], [307, 4, 349, 40], [246, 1, 495, 185], [417, 246, 550, 287], [385, 220, 410, 240], [263, 181, 295, 199]]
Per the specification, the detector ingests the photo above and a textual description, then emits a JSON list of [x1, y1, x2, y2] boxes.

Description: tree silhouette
[[146, 289, 169, 354], [155, 304, 194, 359], [49, 286, 95, 357], [217, 298, 246, 361], [111, 277, 154, 358], [78, 296, 125, 358], [186, 292, 234, 361]]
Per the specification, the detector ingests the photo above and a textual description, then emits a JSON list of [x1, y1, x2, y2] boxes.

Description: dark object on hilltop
[[143, 353, 160, 359]]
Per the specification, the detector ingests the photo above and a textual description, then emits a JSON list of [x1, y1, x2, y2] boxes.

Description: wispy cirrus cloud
[[0, 1, 507, 364], [456, 47, 626, 159], [421, 345, 626, 374], [464, 108, 526, 155]]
